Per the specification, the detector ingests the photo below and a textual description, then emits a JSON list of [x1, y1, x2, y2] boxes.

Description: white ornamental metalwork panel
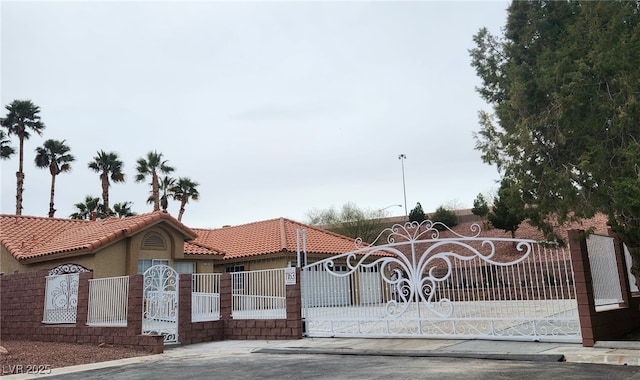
[[43, 273, 80, 324], [142, 265, 179, 343], [302, 220, 581, 343]]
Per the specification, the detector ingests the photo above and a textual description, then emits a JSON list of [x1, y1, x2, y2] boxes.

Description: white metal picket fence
[[43, 273, 79, 324], [302, 221, 582, 343], [231, 268, 286, 319], [87, 276, 129, 326], [586, 234, 624, 309], [192, 273, 221, 322]]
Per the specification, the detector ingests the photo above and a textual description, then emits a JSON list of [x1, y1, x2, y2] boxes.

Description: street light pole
[[398, 154, 408, 220], [378, 204, 402, 212]]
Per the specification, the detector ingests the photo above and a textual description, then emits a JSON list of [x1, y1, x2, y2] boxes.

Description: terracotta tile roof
[[1, 212, 199, 262], [188, 217, 360, 260], [184, 241, 225, 256]]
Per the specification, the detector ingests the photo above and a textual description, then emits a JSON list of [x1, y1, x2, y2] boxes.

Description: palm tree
[[170, 177, 199, 222], [70, 195, 103, 220], [0, 130, 15, 159], [35, 139, 75, 217], [88, 150, 125, 216], [147, 176, 176, 212], [113, 201, 137, 218], [1, 100, 46, 215], [135, 151, 174, 212]]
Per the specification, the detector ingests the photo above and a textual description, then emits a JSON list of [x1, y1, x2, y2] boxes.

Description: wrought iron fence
[[142, 265, 179, 343], [192, 273, 221, 322], [302, 221, 581, 342], [231, 268, 286, 319], [87, 276, 129, 326], [43, 273, 79, 324]]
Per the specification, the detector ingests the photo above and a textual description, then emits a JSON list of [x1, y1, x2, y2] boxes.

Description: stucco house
[[189, 218, 360, 273], [0, 212, 221, 277], [0, 212, 360, 277]]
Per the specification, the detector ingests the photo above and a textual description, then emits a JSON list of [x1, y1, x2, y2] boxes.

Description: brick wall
[[177, 274, 224, 345], [221, 270, 303, 340], [569, 229, 640, 346], [1, 269, 302, 351], [0, 271, 164, 354]]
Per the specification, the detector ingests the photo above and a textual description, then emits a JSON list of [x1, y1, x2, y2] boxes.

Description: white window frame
[[138, 259, 170, 274], [174, 261, 196, 274]]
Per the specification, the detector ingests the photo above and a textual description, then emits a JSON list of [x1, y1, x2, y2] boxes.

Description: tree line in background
[[306, 190, 525, 243], [0, 99, 199, 221]]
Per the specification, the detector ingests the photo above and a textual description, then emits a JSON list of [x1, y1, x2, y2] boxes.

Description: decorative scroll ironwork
[[142, 265, 179, 343], [323, 221, 534, 318], [301, 220, 581, 343], [48, 263, 90, 276]]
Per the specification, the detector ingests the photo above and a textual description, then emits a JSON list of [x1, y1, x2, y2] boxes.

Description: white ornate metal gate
[[142, 265, 179, 343], [43, 273, 80, 324], [302, 221, 581, 343]]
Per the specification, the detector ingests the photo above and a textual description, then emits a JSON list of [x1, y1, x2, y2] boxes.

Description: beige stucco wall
[[195, 261, 215, 273], [1, 247, 23, 275], [1, 247, 96, 275], [93, 241, 127, 278], [208, 252, 367, 273], [0, 223, 222, 278], [212, 255, 294, 273]]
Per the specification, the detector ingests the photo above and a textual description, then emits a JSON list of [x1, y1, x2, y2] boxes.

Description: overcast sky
[[1, 0, 509, 228]]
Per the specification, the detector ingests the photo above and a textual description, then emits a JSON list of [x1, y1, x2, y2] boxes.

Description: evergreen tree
[[431, 206, 458, 231], [409, 202, 426, 223], [470, 1, 640, 283], [487, 179, 525, 239], [471, 193, 490, 220]]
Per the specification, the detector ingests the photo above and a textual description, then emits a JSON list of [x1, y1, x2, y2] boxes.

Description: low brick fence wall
[[0, 271, 163, 354], [0, 269, 303, 352], [220, 272, 302, 340], [569, 229, 640, 346]]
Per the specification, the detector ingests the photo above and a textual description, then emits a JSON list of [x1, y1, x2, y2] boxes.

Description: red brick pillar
[[608, 228, 632, 306], [219, 273, 232, 339], [285, 268, 302, 339], [127, 275, 144, 333], [33, 270, 49, 332], [75, 271, 93, 328], [220, 273, 232, 321], [568, 229, 597, 346], [178, 273, 193, 344]]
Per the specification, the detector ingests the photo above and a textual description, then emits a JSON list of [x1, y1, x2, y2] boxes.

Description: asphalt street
[[41, 352, 640, 380]]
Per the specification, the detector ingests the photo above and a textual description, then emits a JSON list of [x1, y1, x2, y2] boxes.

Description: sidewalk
[[5, 337, 640, 379]]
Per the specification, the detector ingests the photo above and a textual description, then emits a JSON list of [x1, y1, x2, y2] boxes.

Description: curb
[[255, 347, 566, 362]]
